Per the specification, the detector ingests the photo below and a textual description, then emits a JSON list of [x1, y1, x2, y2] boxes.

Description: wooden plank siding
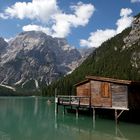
[[76, 80, 129, 109], [111, 84, 128, 109], [91, 81, 102, 107], [77, 82, 90, 105], [90, 81, 112, 107]]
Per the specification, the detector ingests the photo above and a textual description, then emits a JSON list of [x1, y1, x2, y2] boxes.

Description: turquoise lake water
[[0, 97, 140, 140]]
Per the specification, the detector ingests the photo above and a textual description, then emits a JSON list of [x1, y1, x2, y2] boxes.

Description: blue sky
[[0, 0, 140, 48]]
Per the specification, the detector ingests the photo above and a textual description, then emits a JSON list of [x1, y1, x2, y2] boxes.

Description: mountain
[[0, 37, 8, 56], [0, 31, 82, 91], [78, 47, 95, 64], [44, 13, 140, 96], [78, 47, 95, 58]]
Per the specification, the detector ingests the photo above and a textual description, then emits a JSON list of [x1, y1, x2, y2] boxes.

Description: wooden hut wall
[[111, 83, 128, 109], [90, 80, 101, 106], [90, 80, 112, 107], [76, 82, 90, 104], [75, 78, 138, 110]]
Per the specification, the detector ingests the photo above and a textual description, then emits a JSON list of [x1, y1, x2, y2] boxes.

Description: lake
[[0, 97, 140, 140]]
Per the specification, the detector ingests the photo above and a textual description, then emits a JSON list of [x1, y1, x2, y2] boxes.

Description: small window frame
[[101, 82, 110, 98]]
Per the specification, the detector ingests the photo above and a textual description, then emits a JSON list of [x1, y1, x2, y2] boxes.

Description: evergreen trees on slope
[[43, 14, 140, 96]]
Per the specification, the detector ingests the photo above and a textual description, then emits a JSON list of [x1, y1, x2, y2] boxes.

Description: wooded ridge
[[43, 13, 140, 96]]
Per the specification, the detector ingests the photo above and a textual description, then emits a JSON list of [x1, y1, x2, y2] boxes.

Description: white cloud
[[0, 13, 8, 19], [0, 0, 58, 23], [22, 24, 51, 35], [120, 8, 132, 17], [80, 29, 116, 48], [52, 16, 71, 37], [71, 2, 95, 27], [11, 1, 95, 38], [116, 8, 133, 33], [52, 2, 95, 37], [0, 1, 95, 38], [80, 8, 133, 48], [131, 0, 140, 3]]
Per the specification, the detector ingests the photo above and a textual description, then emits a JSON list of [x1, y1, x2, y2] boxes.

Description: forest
[[43, 27, 140, 96]]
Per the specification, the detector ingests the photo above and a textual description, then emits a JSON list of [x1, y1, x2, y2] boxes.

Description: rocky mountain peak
[[0, 37, 8, 54], [123, 15, 140, 48], [122, 14, 140, 70], [0, 31, 83, 90]]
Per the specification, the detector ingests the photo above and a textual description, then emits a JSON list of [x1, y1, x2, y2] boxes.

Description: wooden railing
[[56, 95, 91, 107]]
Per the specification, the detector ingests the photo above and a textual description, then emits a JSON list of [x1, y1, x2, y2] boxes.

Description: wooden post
[[89, 97, 91, 109], [55, 88, 58, 114], [55, 98, 58, 114], [115, 122, 118, 136], [70, 96, 71, 105], [63, 105, 65, 115], [54, 105, 58, 129], [93, 108, 96, 129], [93, 108, 95, 120], [55, 88, 57, 97], [90, 81, 92, 108], [76, 107, 79, 118], [115, 109, 118, 124], [115, 109, 124, 124], [78, 97, 80, 107], [56, 103, 58, 113], [55, 103, 58, 114]]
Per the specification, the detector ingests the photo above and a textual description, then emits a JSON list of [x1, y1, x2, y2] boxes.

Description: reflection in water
[[0, 97, 140, 140], [34, 97, 38, 116], [0, 130, 10, 140]]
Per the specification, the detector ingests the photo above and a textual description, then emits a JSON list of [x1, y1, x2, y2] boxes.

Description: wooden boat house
[[76, 76, 140, 110], [56, 76, 140, 123]]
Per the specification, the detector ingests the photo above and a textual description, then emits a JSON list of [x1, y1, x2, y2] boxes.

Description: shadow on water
[[0, 97, 140, 140]]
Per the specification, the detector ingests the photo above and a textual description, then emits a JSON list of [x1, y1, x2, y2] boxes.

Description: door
[[101, 82, 112, 107], [91, 81, 102, 106]]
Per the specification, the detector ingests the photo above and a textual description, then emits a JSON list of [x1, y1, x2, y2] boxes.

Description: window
[[101, 82, 110, 98]]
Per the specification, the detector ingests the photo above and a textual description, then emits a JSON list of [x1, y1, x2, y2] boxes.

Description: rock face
[[123, 15, 140, 70], [78, 47, 95, 58], [0, 37, 8, 55], [0, 31, 82, 89], [123, 16, 140, 48]]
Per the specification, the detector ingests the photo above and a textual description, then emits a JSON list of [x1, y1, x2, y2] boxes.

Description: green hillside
[[43, 15, 140, 96]]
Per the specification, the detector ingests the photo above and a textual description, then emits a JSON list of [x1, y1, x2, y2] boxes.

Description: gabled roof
[[75, 75, 140, 87], [86, 76, 133, 85], [75, 79, 90, 87]]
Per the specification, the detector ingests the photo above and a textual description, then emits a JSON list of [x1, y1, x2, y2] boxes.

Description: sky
[[0, 0, 140, 48]]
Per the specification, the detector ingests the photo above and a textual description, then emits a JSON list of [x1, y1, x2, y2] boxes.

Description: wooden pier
[[55, 95, 90, 116], [56, 95, 90, 107], [55, 95, 128, 124]]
